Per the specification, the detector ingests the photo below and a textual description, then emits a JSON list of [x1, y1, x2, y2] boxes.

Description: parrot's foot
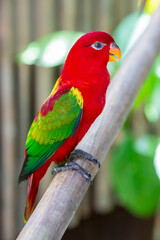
[[52, 161, 92, 183], [70, 149, 101, 168]]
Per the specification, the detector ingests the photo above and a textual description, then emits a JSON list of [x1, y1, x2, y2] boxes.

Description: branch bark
[[17, 7, 160, 240]]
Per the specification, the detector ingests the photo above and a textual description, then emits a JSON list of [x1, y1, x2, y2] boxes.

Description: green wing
[[19, 87, 83, 182]]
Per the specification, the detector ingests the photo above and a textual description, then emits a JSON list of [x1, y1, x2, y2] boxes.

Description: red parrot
[[19, 31, 121, 222]]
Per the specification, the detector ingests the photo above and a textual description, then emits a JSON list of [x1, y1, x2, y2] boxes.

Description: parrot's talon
[[70, 149, 101, 168], [52, 161, 92, 183]]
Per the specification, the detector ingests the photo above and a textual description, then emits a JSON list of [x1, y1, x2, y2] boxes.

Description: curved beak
[[109, 42, 121, 62]]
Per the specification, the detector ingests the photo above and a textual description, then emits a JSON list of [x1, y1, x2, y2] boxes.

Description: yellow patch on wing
[[39, 77, 61, 107], [29, 86, 83, 146], [70, 87, 83, 109], [51, 77, 61, 95]]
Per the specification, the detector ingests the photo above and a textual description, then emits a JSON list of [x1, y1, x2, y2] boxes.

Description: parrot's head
[[63, 31, 121, 77]]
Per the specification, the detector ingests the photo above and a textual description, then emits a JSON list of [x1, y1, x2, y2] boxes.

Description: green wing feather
[[19, 87, 83, 181]]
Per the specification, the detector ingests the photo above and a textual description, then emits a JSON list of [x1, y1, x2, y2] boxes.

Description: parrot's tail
[[24, 174, 39, 223], [24, 160, 52, 223]]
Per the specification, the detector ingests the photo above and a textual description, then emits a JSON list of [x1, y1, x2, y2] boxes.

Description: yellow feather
[[70, 87, 83, 109]]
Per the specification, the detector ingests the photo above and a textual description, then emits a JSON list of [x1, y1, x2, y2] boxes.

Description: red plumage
[[19, 31, 121, 222]]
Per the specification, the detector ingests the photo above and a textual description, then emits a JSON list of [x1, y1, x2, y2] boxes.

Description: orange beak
[[109, 42, 121, 62]]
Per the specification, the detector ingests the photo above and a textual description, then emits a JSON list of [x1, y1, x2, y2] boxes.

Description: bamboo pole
[[60, 0, 77, 30], [34, 0, 55, 200], [15, 0, 32, 232], [0, 1, 17, 238], [0, 0, 16, 239], [17, 7, 160, 240]]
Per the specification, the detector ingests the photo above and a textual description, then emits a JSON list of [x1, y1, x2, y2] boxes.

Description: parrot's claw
[[52, 161, 92, 183], [70, 149, 101, 168]]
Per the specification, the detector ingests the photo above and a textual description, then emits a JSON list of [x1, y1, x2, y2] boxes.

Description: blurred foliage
[[112, 11, 160, 118], [154, 144, 160, 181], [113, 12, 150, 59], [16, 5, 160, 218], [110, 7, 160, 218], [134, 55, 160, 111], [16, 31, 84, 67], [110, 133, 160, 217], [138, 0, 160, 14]]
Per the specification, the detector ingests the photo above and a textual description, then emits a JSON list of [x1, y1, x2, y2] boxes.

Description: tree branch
[[17, 7, 160, 240]]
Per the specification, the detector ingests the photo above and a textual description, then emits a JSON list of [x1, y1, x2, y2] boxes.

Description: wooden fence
[[0, 0, 137, 239]]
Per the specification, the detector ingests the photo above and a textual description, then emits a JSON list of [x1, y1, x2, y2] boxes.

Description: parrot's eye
[[91, 41, 106, 50]]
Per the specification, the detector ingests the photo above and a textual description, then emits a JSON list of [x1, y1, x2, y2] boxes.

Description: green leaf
[[113, 12, 151, 59], [113, 11, 160, 111], [110, 12, 151, 77], [16, 31, 84, 67], [144, 86, 160, 123], [138, 0, 160, 14], [134, 54, 160, 110], [134, 135, 159, 158], [110, 133, 160, 217], [154, 143, 160, 180]]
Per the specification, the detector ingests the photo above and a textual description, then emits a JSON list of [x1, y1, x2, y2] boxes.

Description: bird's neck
[[60, 62, 110, 97]]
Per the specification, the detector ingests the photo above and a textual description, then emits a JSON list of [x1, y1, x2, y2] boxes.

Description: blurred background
[[0, 0, 160, 239]]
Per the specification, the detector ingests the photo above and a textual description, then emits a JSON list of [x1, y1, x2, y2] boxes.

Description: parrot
[[18, 31, 121, 222]]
